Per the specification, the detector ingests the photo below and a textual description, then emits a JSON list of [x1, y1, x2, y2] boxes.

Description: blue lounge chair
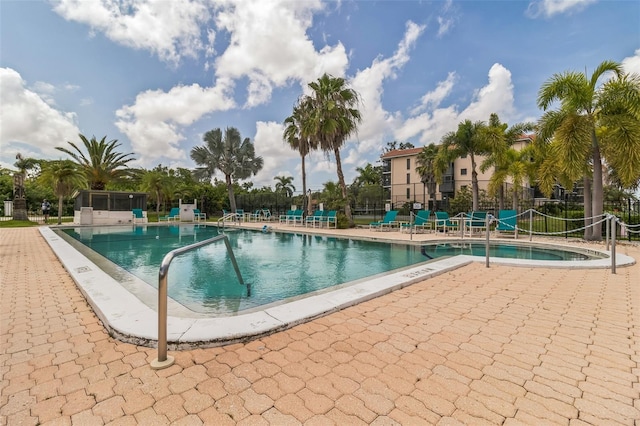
[[305, 210, 325, 227], [317, 210, 337, 228], [279, 210, 294, 223], [401, 210, 431, 233], [261, 209, 273, 221], [370, 210, 399, 230], [235, 209, 245, 221], [132, 208, 147, 224], [159, 207, 180, 222], [434, 211, 459, 233], [495, 209, 518, 238], [464, 211, 488, 235], [193, 208, 206, 222]]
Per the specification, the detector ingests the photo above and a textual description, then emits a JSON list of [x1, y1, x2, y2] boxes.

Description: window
[[406, 188, 411, 199], [406, 158, 411, 169], [461, 168, 467, 176], [406, 173, 410, 184]]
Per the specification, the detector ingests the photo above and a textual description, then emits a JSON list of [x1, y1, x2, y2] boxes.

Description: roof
[[380, 147, 424, 159]]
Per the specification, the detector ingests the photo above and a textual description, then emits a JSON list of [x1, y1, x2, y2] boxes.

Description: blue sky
[[1, 0, 639, 193]]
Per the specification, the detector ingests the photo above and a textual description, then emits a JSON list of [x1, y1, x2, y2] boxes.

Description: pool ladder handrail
[[217, 212, 240, 232], [151, 234, 247, 370]]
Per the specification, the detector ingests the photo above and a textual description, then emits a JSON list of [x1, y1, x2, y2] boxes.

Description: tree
[[537, 60, 640, 240], [56, 134, 136, 190], [191, 127, 264, 212], [354, 163, 381, 187], [435, 120, 489, 211], [415, 144, 440, 206], [274, 175, 296, 197], [284, 98, 317, 215], [39, 160, 86, 224], [141, 168, 168, 215], [304, 74, 362, 227], [480, 114, 536, 210]]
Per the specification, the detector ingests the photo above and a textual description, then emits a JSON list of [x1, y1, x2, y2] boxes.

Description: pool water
[[60, 225, 429, 314], [59, 225, 603, 315], [420, 242, 600, 261]]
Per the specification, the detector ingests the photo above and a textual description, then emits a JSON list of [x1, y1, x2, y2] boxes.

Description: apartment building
[[381, 135, 534, 209]]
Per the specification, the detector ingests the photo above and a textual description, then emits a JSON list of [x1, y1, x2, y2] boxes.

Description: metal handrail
[[150, 234, 246, 369], [217, 213, 239, 232]]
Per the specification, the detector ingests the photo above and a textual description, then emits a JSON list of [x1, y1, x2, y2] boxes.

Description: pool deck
[[1, 225, 639, 424]]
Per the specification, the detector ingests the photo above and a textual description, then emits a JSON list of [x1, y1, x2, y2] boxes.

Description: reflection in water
[[61, 225, 429, 314]]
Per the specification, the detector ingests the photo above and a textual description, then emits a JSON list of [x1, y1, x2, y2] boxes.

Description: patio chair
[[159, 207, 180, 222], [318, 210, 337, 228], [132, 208, 147, 224], [401, 210, 431, 233], [288, 210, 304, 226], [261, 209, 273, 221], [193, 208, 206, 222], [279, 210, 294, 223], [235, 209, 245, 222], [305, 210, 325, 227], [370, 210, 399, 231], [495, 209, 518, 238], [464, 211, 488, 235], [434, 211, 459, 233]]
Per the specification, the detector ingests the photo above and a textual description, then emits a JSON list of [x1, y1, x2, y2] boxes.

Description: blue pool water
[[60, 225, 429, 314], [59, 225, 602, 314]]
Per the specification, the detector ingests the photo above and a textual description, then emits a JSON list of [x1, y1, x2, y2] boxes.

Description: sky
[[1, 0, 639, 194]]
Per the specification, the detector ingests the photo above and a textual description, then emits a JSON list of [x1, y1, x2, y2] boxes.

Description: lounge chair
[[235, 209, 245, 222], [132, 208, 147, 224], [261, 209, 273, 221], [193, 208, 206, 222], [318, 210, 337, 228], [434, 211, 459, 233], [289, 210, 304, 226], [279, 210, 294, 223], [370, 210, 399, 231], [305, 210, 325, 227], [159, 207, 180, 222], [401, 210, 431, 233], [464, 211, 488, 235], [495, 209, 518, 238]]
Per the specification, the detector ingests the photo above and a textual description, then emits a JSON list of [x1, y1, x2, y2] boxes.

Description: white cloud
[[114, 81, 236, 165], [350, 21, 425, 155], [395, 63, 516, 145], [52, 0, 210, 64], [213, 0, 348, 107], [252, 121, 298, 188], [0, 68, 80, 160], [526, 0, 597, 18], [622, 49, 640, 75], [411, 72, 457, 115]]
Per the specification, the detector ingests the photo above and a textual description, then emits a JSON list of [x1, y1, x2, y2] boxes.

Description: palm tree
[[274, 175, 295, 197], [56, 134, 136, 190], [415, 144, 440, 207], [141, 169, 167, 216], [191, 127, 264, 212], [305, 73, 362, 227], [480, 114, 536, 210], [537, 60, 640, 240], [39, 160, 86, 224], [284, 98, 317, 215], [435, 120, 489, 211], [354, 163, 381, 187]]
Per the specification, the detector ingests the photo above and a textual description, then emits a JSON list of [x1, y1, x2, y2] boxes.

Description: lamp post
[[307, 189, 312, 215], [129, 194, 133, 210]]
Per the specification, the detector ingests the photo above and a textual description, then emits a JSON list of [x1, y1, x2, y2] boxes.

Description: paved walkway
[[1, 227, 639, 425]]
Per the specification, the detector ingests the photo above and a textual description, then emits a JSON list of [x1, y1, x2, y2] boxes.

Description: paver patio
[[1, 227, 639, 425]]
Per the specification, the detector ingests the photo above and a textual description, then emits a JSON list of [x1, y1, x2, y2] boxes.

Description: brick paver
[[1, 227, 639, 424]]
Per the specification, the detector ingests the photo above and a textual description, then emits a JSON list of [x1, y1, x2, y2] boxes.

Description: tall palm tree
[[274, 175, 296, 197], [56, 134, 136, 190], [305, 74, 362, 227], [354, 163, 381, 187], [39, 160, 86, 224], [191, 127, 263, 212], [284, 98, 317, 215], [415, 144, 440, 206], [141, 169, 167, 215], [480, 114, 536, 210], [435, 120, 489, 211], [537, 60, 640, 240]]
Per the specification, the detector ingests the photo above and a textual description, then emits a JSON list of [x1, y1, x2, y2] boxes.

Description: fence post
[[485, 214, 490, 268], [611, 216, 617, 275], [529, 209, 533, 241], [606, 214, 610, 251]]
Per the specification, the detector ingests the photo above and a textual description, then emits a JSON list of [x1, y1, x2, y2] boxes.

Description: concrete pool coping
[[39, 225, 635, 349]]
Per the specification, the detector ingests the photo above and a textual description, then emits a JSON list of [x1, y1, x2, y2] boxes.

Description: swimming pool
[[420, 241, 605, 261], [44, 225, 633, 347], [59, 225, 431, 314]]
